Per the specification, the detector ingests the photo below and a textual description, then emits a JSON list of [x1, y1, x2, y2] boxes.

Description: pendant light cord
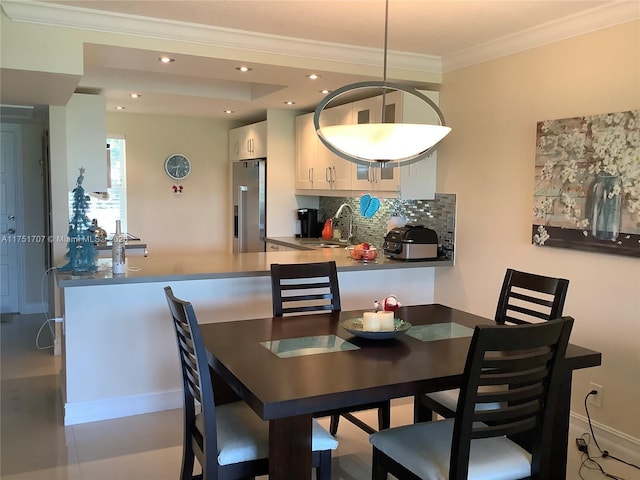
[[381, 0, 389, 122]]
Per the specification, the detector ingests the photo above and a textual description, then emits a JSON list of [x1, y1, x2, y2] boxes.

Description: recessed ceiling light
[[307, 74, 321, 80], [115, 106, 126, 110], [129, 93, 141, 99], [224, 110, 234, 114], [158, 56, 175, 63], [236, 66, 253, 72], [320, 89, 332, 95], [284, 101, 296, 105]]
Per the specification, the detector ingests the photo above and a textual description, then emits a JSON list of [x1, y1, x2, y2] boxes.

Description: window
[[70, 135, 127, 236]]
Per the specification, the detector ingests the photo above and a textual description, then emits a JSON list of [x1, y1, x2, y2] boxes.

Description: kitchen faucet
[[333, 203, 356, 243]]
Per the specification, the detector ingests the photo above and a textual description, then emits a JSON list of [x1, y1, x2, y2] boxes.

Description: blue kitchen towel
[[360, 194, 381, 218]]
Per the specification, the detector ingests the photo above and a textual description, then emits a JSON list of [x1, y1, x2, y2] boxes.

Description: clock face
[[164, 154, 191, 180]]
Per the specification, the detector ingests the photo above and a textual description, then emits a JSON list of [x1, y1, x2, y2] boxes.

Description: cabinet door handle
[[331, 166, 336, 184], [237, 186, 248, 253], [326, 167, 331, 183], [309, 168, 314, 183]]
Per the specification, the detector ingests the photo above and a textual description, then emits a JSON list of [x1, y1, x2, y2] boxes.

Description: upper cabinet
[[295, 89, 442, 199], [229, 121, 267, 161], [295, 112, 318, 189], [398, 90, 440, 200], [295, 104, 352, 191], [66, 93, 108, 192], [350, 91, 401, 193], [317, 103, 353, 190]]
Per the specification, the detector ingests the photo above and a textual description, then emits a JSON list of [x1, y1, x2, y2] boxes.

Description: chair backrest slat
[[271, 261, 341, 317]]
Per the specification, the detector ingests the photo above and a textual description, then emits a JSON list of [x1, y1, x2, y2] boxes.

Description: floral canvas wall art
[[533, 110, 639, 257]]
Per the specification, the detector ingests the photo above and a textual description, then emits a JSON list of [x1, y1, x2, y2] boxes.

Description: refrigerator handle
[[237, 185, 248, 252]]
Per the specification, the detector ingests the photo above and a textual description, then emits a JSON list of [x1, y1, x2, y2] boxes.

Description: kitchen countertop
[[94, 241, 147, 251], [57, 243, 452, 287]]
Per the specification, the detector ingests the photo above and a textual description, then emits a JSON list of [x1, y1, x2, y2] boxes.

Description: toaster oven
[[383, 225, 438, 260]]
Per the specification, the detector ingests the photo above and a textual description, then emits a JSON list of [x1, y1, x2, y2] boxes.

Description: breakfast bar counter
[[56, 246, 452, 287], [56, 249, 452, 425]]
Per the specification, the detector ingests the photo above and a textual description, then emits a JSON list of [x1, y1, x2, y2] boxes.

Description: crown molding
[[3, 0, 636, 76], [443, 1, 639, 72], [0, 0, 442, 75]]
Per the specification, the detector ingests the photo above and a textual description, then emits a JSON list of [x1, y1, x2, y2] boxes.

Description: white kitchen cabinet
[[294, 89, 442, 198], [66, 93, 107, 192], [317, 102, 352, 190], [295, 105, 352, 191], [229, 120, 267, 160], [398, 90, 440, 199], [294, 112, 318, 190], [350, 91, 401, 193]]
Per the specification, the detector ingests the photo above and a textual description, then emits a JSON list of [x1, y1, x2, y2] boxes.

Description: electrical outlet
[[588, 383, 603, 407]]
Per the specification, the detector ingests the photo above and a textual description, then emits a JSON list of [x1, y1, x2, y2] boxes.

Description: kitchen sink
[[307, 243, 344, 248]]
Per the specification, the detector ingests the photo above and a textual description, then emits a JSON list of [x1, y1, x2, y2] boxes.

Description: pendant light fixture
[[313, 0, 451, 168]]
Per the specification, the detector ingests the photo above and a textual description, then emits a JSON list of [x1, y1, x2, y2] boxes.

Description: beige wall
[[106, 113, 234, 255], [436, 21, 640, 438]]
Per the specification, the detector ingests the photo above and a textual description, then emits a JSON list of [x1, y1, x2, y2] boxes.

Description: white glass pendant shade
[[314, 81, 451, 167], [318, 123, 451, 162]]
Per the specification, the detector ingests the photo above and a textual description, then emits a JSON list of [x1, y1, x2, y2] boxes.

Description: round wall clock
[[164, 153, 191, 180]]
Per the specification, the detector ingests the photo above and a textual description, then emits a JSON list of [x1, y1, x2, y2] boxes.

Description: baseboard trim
[[20, 301, 47, 314], [64, 389, 183, 425], [570, 412, 640, 465], [62, 390, 640, 465]]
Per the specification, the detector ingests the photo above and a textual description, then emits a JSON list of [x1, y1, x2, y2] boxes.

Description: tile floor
[[1, 313, 637, 480]]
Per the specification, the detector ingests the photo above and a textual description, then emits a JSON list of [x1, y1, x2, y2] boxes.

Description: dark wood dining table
[[199, 304, 601, 480]]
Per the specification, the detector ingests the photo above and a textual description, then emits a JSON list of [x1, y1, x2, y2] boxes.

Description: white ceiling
[[2, 0, 638, 122]]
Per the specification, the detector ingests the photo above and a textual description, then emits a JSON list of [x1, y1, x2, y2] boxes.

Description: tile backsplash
[[319, 193, 456, 260]]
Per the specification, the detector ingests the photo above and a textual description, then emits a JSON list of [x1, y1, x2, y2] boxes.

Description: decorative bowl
[[341, 317, 412, 340], [346, 246, 378, 261]]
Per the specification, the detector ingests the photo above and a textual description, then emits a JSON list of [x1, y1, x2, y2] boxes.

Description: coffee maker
[[296, 208, 319, 238]]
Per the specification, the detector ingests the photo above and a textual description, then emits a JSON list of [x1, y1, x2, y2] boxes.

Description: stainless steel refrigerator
[[232, 159, 266, 253]]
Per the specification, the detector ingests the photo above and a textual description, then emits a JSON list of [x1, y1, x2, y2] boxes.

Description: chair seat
[[196, 401, 339, 466], [369, 418, 531, 480], [426, 388, 503, 413]]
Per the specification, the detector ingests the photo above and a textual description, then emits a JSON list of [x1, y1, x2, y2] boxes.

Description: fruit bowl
[[346, 245, 378, 261]]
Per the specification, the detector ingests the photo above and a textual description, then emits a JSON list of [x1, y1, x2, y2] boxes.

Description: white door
[[0, 124, 21, 313]]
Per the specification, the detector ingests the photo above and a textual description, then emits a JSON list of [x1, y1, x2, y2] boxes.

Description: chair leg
[[180, 439, 195, 480], [316, 450, 332, 480], [378, 401, 391, 430], [329, 414, 340, 435], [371, 447, 388, 480], [413, 394, 434, 423]]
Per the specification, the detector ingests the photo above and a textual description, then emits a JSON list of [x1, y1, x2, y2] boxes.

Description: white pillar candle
[[378, 311, 395, 331], [362, 312, 380, 331]]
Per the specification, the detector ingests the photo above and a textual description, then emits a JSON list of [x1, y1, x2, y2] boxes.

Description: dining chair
[[416, 268, 570, 422], [269, 261, 390, 436], [164, 286, 338, 480], [371, 316, 574, 480]]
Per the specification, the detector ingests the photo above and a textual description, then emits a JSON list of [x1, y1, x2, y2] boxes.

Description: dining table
[[199, 303, 602, 480]]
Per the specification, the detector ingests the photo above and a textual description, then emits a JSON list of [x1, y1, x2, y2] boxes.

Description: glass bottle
[[112, 220, 126, 274], [588, 171, 621, 241]]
